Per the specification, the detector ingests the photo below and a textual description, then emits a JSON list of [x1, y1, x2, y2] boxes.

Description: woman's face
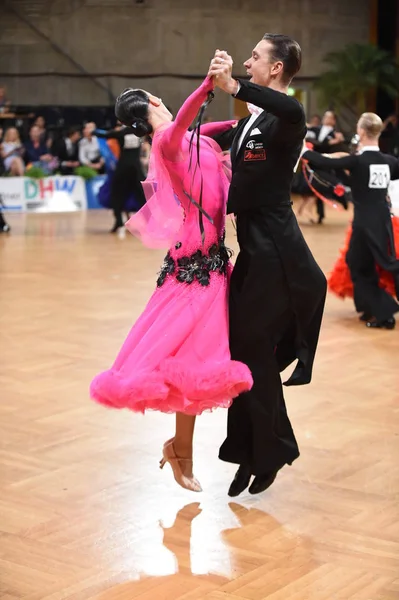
[[144, 91, 173, 122], [6, 128, 18, 142]]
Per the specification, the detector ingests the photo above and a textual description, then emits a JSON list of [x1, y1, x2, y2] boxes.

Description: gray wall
[[0, 0, 370, 119]]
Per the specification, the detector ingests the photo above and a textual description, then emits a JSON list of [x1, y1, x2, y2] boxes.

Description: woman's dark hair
[[115, 89, 153, 137], [262, 33, 302, 84]]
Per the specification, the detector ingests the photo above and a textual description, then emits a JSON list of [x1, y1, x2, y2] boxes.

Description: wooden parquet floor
[[1, 205, 398, 600]]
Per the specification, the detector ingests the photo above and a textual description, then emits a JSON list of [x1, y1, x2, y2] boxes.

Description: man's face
[[71, 131, 81, 143], [322, 111, 336, 127], [83, 122, 95, 137], [30, 126, 40, 141], [310, 115, 321, 128], [243, 40, 282, 87]]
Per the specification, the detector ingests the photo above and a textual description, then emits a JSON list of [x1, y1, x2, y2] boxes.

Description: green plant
[[314, 43, 399, 116], [74, 165, 98, 180], [26, 165, 47, 179]]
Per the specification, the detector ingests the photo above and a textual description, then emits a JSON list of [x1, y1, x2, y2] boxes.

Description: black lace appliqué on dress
[[156, 235, 232, 287]]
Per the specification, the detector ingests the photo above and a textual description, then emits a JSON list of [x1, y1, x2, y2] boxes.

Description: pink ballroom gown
[[90, 76, 253, 415]]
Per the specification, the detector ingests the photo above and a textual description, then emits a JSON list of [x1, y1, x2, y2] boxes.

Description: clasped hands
[[208, 50, 239, 96]]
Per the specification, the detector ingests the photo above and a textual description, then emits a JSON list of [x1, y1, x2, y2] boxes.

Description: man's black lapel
[[231, 117, 249, 166]]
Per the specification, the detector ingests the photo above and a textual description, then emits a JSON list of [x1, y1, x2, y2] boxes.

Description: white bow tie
[[247, 103, 263, 116]]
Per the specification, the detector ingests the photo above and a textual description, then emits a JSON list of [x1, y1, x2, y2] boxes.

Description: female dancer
[[292, 140, 350, 223], [90, 76, 253, 491]]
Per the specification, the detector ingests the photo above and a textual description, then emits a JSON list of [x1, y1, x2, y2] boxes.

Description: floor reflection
[[161, 501, 233, 579], [94, 499, 284, 599]]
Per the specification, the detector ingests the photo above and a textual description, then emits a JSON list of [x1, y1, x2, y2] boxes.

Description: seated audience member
[[78, 122, 105, 173], [52, 126, 81, 175], [1, 127, 25, 176], [34, 115, 52, 149], [24, 125, 55, 173]]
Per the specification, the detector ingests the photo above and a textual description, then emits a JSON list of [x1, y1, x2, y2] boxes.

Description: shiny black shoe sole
[[109, 224, 124, 233], [248, 470, 278, 495], [366, 318, 395, 330], [228, 466, 252, 497]]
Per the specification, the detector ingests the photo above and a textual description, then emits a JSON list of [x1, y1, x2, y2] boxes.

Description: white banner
[[0, 176, 87, 212]]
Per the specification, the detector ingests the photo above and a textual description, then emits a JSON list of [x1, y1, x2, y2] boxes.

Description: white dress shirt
[[79, 136, 101, 165], [236, 103, 264, 154], [318, 125, 333, 142]]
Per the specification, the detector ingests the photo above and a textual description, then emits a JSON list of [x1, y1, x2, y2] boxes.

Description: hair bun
[[131, 118, 153, 138], [115, 88, 153, 137]]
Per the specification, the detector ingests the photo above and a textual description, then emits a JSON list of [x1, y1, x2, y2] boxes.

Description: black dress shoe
[[248, 469, 278, 495], [366, 317, 395, 330], [228, 465, 252, 497], [110, 221, 123, 233]]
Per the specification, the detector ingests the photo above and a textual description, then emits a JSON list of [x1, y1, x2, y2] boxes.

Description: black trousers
[[0, 210, 8, 229], [316, 198, 325, 222], [219, 209, 300, 475], [112, 163, 146, 226], [346, 226, 399, 321]]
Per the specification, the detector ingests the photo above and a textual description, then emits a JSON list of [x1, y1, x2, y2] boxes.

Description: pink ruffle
[[90, 359, 253, 416]]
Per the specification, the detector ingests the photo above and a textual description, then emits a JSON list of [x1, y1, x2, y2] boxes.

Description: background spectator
[[0, 86, 11, 114], [0, 127, 25, 176], [381, 114, 399, 156], [52, 126, 81, 175], [24, 125, 55, 173], [78, 122, 105, 173], [33, 115, 53, 150]]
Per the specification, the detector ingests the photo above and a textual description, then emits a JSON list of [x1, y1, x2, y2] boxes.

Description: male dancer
[[304, 112, 399, 329], [208, 34, 327, 496], [95, 125, 146, 232]]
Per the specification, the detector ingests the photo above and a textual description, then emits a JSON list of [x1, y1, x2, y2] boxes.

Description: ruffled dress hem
[[327, 216, 399, 299], [90, 358, 253, 415]]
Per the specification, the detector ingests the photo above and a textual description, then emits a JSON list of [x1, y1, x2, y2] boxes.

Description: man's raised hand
[[208, 50, 238, 95]]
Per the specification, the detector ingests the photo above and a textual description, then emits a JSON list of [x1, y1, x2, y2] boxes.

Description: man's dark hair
[[262, 33, 302, 84], [324, 110, 336, 120], [67, 125, 81, 137]]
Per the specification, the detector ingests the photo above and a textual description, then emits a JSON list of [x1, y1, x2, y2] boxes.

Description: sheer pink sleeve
[[200, 120, 237, 137], [161, 76, 215, 159]]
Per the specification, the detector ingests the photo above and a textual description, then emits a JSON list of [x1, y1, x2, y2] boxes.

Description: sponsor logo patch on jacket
[[244, 139, 266, 161]]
